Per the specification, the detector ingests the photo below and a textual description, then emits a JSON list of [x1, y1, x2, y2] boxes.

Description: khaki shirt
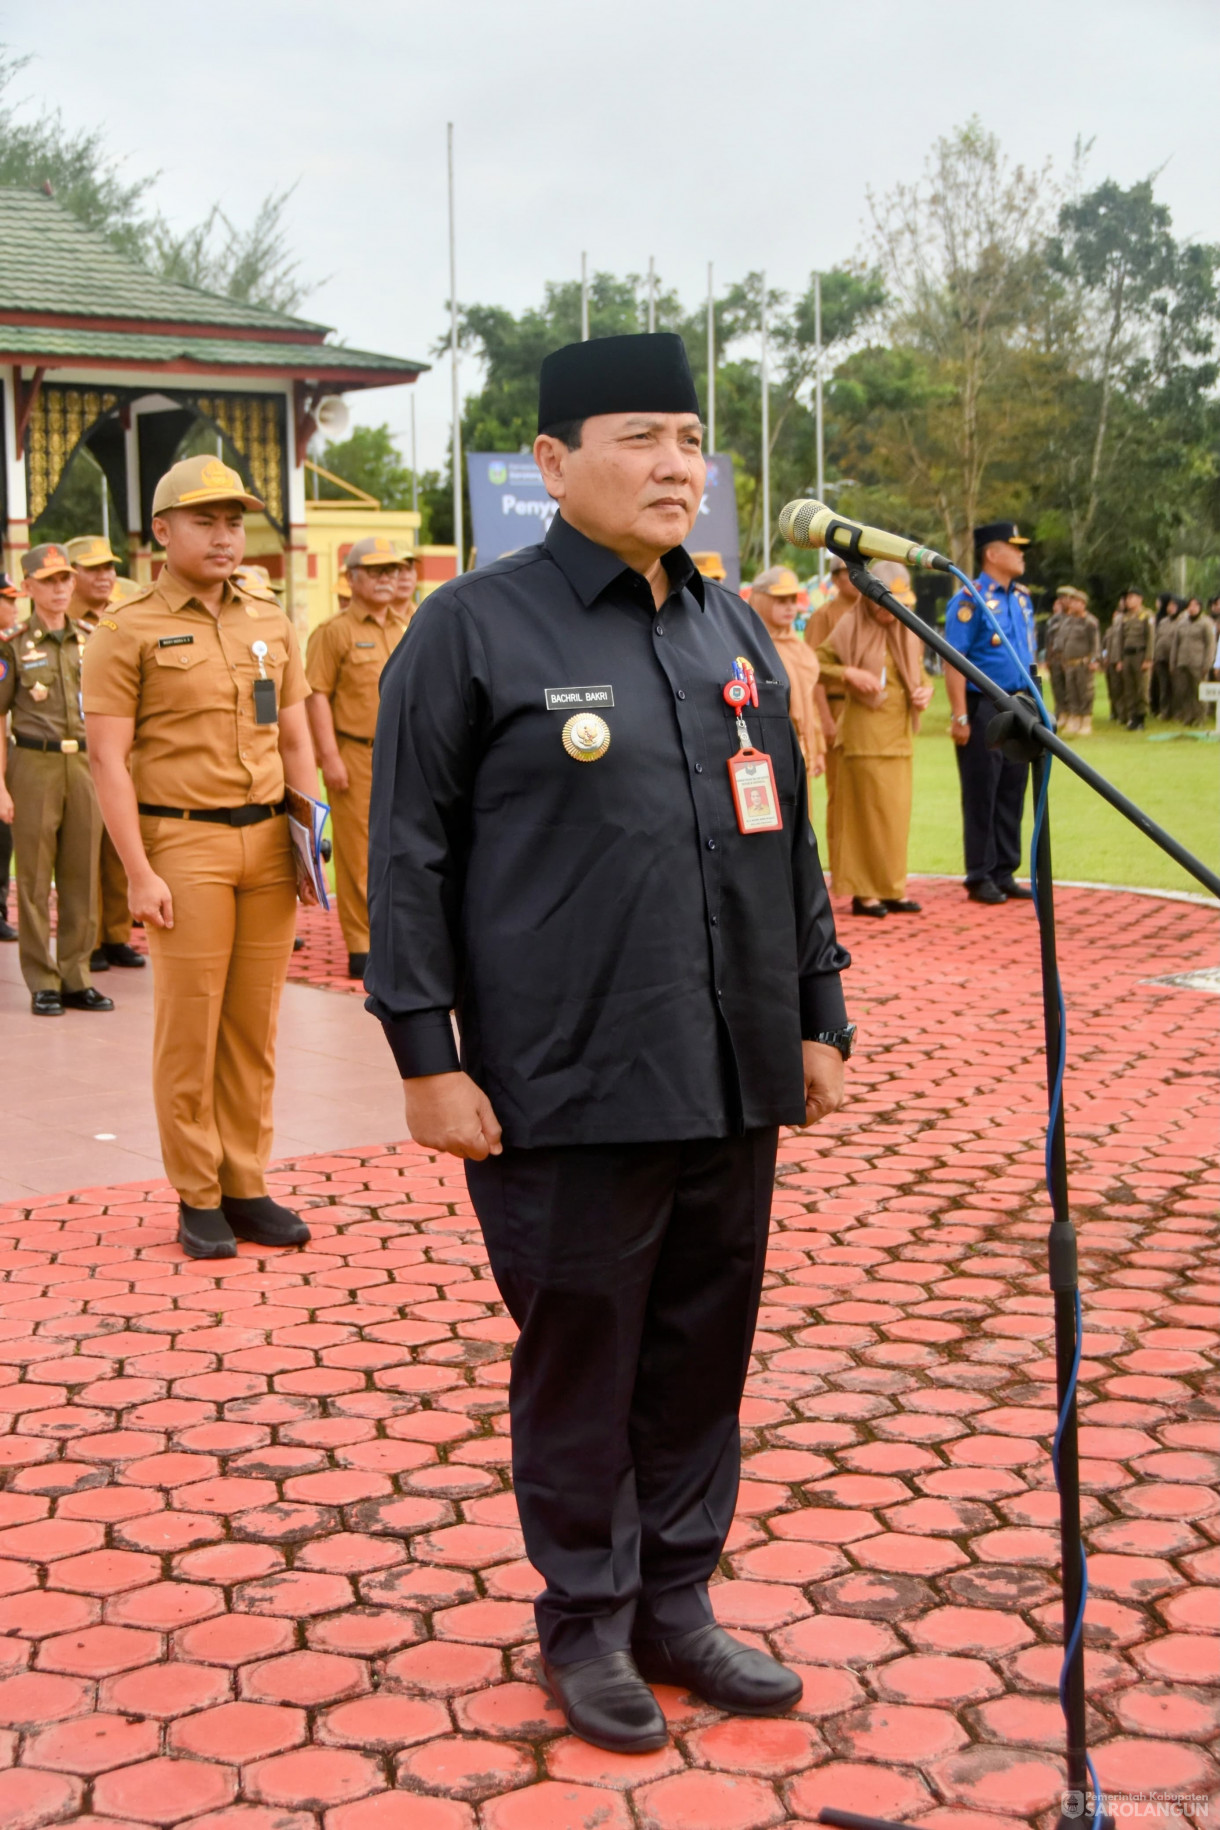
[[305, 603, 410, 741], [1060, 611, 1101, 664], [1120, 609, 1154, 662], [81, 568, 309, 809], [770, 629, 825, 774], [1171, 612, 1217, 675], [0, 610, 89, 745], [803, 594, 854, 705]]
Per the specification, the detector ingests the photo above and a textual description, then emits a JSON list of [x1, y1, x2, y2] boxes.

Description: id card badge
[[727, 746, 783, 834], [253, 677, 278, 724]]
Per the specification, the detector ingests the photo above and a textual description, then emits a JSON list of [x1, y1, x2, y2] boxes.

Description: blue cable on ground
[[945, 567, 1105, 1830]]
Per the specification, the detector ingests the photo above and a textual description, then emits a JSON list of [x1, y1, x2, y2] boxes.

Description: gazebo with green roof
[[0, 187, 427, 622]]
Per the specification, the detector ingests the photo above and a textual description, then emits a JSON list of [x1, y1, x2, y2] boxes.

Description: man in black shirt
[[366, 333, 851, 1754]]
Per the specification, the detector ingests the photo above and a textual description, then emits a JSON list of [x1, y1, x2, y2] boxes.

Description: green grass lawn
[[807, 675, 1218, 894]]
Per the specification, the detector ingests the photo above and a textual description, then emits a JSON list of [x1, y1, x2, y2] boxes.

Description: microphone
[[778, 499, 953, 573]]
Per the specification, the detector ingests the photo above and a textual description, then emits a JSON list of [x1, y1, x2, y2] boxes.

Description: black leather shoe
[[62, 987, 115, 1011], [102, 942, 146, 968], [634, 1624, 802, 1717], [0, 917, 17, 942], [850, 897, 888, 918], [967, 881, 1007, 905], [542, 1650, 668, 1754], [347, 951, 368, 979], [178, 1203, 237, 1260], [31, 989, 64, 1016], [995, 880, 1034, 900], [89, 948, 111, 971], [293, 935, 306, 952], [883, 898, 922, 913], [221, 1195, 311, 1247]]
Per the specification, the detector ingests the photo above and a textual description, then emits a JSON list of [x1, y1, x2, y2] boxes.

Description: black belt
[[13, 733, 86, 754], [335, 730, 374, 747], [138, 799, 286, 827]]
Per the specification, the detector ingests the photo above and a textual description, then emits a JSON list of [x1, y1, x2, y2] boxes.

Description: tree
[[0, 52, 153, 261], [838, 119, 1059, 566], [151, 187, 307, 315], [0, 49, 312, 311], [1048, 178, 1220, 578]]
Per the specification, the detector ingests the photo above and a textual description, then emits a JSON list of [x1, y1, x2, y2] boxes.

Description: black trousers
[[955, 688, 1029, 887], [466, 1128, 777, 1664]]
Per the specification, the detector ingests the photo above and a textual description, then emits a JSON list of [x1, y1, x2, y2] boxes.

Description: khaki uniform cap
[[345, 534, 405, 572], [751, 565, 802, 598], [110, 577, 144, 604], [152, 455, 262, 516], [67, 535, 120, 569], [691, 551, 727, 581], [21, 543, 74, 582]]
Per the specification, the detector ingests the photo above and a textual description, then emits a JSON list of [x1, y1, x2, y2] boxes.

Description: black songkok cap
[[973, 519, 1030, 551], [537, 332, 701, 434]]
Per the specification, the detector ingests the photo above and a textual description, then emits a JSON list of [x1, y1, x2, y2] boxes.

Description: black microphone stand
[[813, 563, 1220, 1830]]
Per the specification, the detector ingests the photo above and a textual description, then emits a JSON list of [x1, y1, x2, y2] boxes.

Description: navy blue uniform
[[944, 571, 1036, 889]]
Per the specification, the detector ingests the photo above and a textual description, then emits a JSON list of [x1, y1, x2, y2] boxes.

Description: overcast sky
[[7, 0, 1220, 470]]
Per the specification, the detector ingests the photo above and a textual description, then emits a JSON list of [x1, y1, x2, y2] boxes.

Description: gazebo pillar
[[284, 393, 310, 637], [3, 366, 30, 578]]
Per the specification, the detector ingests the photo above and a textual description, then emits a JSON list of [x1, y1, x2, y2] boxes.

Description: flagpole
[[760, 270, 770, 569], [647, 256, 656, 334], [814, 270, 825, 584], [581, 252, 589, 341], [447, 122, 464, 575], [409, 390, 419, 519], [706, 262, 716, 453]]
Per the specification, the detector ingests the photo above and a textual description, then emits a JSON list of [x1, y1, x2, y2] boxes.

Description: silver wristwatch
[[808, 1024, 857, 1060]]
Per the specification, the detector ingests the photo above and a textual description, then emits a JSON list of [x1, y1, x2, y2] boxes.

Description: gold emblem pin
[[562, 712, 611, 761]]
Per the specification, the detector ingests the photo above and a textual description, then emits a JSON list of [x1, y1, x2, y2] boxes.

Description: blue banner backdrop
[[467, 451, 741, 588]]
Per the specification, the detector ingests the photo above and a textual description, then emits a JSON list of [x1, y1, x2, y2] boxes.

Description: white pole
[[760, 271, 770, 569], [581, 252, 589, 341], [647, 256, 656, 334], [448, 122, 464, 575], [814, 270, 825, 583], [101, 463, 109, 543], [706, 262, 715, 453], [410, 390, 418, 518]]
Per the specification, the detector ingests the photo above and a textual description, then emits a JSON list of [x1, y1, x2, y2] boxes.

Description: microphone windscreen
[[777, 500, 830, 549]]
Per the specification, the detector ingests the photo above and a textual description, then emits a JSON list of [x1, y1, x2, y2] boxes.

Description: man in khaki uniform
[[0, 545, 111, 1014], [67, 535, 146, 974], [1043, 590, 1070, 719], [748, 566, 825, 795], [0, 571, 20, 942], [84, 455, 319, 1260], [1058, 589, 1101, 735], [803, 555, 860, 871], [1115, 588, 1154, 729], [1102, 600, 1125, 722], [389, 549, 420, 630], [305, 535, 411, 978]]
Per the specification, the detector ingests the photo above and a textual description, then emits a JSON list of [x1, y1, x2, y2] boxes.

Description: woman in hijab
[[815, 560, 933, 916]]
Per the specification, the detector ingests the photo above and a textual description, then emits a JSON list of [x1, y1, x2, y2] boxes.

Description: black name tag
[[253, 678, 278, 724], [544, 685, 614, 711], [158, 634, 194, 648]]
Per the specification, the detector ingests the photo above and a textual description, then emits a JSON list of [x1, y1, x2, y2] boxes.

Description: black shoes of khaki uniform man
[[178, 1196, 311, 1260], [90, 942, 146, 971], [543, 1626, 802, 1754], [31, 986, 115, 1015]]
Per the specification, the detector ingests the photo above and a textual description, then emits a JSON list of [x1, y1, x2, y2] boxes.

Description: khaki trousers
[[823, 742, 842, 881], [330, 734, 374, 953], [1062, 662, 1096, 717], [1171, 666, 1206, 725], [97, 828, 132, 947], [141, 813, 296, 1208], [9, 746, 99, 994]]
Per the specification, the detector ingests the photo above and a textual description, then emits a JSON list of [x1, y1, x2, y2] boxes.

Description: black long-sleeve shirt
[[365, 513, 849, 1148]]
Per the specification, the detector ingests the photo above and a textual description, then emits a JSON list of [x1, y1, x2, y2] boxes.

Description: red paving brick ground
[[0, 882, 1216, 1829]]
